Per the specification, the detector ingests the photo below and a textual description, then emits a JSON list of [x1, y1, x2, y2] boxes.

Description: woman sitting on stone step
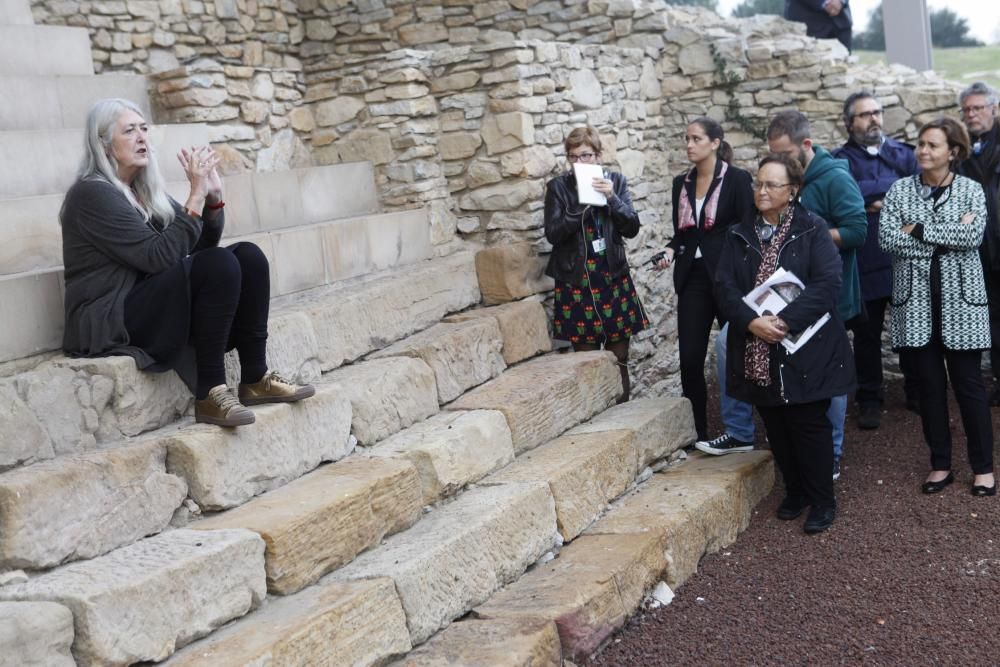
[[544, 125, 647, 402], [60, 98, 314, 427]]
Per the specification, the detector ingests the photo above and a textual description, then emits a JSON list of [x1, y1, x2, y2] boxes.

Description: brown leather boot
[[195, 385, 255, 427], [238, 370, 316, 406]]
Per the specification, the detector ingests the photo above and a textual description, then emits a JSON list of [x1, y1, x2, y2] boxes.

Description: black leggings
[[187, 243, 270, 398], [677, 260, 725, 439]]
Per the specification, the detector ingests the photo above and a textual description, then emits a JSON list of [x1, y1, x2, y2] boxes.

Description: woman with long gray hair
[[60, 98, 313, 427]]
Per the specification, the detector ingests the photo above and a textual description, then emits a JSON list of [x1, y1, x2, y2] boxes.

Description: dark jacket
[[61, 177, 223, 368], [957, 122, 1000, 271], [785, 0, 852, 50], [668, 161, 754, 294], [801, 145, 868, 322], [544, 169, 640, 285], [714, 204, 856, 407], [832, 136, 919, 302]]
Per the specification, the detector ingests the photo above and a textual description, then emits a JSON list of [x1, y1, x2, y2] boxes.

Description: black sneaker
[[856, 403, 881, 430], [695, 433, 754, 456], [832, 458, 841, 481], [804, 506, 835, 534]]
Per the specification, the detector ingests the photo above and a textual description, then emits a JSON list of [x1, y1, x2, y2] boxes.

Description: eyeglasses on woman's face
[[567, 151, 598, 163], [752, 181, 791, 193]]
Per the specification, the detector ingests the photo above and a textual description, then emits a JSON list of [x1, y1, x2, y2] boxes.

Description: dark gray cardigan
[[61, 177, 223, 370]]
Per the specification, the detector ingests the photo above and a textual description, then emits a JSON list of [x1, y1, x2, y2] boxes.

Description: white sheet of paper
[[573, 163, 607, 206]]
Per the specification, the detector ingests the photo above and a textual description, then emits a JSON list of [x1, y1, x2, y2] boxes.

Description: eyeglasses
[[567, 152, 597, 162], [961, 104, 992, 116], [851, 109, 883, 121], [752, 181, 791, 192]]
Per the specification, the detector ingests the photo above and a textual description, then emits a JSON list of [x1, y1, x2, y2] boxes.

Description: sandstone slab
[[194, 456, 423, 594], [474, 243, 553, 305], [324, 357, 439, 445], [0, 440, 186, 569], [369, 410, 514, 504], [568, 396, 695, 470], [449, 351, 621, 454], [0, 382, 53, 470], [444, 299, 551, 365], [474, 532, 665, 661], [585, 451, 774, 588], [164, 386, 353, 510], [481, 111, 535, 155], [164, 578, 411, 666], [331, 481, 557, 644], [0, 601, 74, 667], [395, 618, 561, 667], [371, 319, 506, 403], [275, 252, 481, 371], [0, 529, 266, 667], [488, 429, 637, 541]]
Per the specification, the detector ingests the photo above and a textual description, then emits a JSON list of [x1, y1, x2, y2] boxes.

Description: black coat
[[544, 170, 640, 285], [785, 0, 852, 50], [958, 123, 1000, 272], [668, 162, 754, 294], [715, 204, 856, 406]]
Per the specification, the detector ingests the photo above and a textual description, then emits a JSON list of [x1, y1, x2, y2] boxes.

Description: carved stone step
[[0, 601, 75, 667], [394, 618, 561, 667], [443, 298, 551, 366]]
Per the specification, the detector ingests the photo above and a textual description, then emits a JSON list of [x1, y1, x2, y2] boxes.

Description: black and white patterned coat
[[879, 174, 989, 350]]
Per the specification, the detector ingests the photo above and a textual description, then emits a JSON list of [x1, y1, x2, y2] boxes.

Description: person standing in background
[[785, 0, 853, 52]]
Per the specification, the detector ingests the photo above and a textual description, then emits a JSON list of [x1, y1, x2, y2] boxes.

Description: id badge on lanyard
[[592, 213, 606, 255]]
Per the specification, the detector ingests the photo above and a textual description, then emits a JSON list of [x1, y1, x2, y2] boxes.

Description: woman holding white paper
[[715, 153, 855, 534], [544, 125, 645, 402]]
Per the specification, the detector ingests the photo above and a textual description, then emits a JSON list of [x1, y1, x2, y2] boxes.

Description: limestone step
[[0, 25, 93, 77], [368, 409, 514, 505], [0, 0, 33, 25], [0, 528, 267, 666], [394, 618, 562, 667], [163, 578, 411, 666], [0, 123, 210, 199], [474, 242, 553, 305], [0, 601, 75, 667], [370, 318, 506, 403], [448, 351, 622, 454], [0, 267, 63, 364], [329, 481, 558, 645], [468, 452, 774, 662], [193, 456, 424, 595], [0, 74, 150, 131], [443, 298, 552, 366]]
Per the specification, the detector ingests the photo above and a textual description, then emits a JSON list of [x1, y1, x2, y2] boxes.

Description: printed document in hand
[[742, 267, 830, 354], [573, 163, 607, 206]]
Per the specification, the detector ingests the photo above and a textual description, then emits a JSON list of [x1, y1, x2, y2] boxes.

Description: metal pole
[[883, 0, 933, 71]]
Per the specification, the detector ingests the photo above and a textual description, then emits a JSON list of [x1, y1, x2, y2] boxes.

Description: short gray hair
[[959, 82, 999, 108]]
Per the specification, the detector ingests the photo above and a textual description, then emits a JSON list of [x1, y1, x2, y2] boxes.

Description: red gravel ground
[[586, 379, 1000, 666]]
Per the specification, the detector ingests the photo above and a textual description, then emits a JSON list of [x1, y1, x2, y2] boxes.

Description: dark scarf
[[745, 205, 795, 386]]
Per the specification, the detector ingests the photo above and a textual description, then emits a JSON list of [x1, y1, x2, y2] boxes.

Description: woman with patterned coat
[[879, 117, 995, 496]]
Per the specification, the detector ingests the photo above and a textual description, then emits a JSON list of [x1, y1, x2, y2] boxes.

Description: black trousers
[[677, 260, 724, 440], [900, 342, 994, 475], [851, 296, 919, 405], [758, 399, 835, 510], [985, 269, 1000, 383]]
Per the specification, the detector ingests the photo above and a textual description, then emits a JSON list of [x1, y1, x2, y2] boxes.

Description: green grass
[[856, 45, 1000, 90]]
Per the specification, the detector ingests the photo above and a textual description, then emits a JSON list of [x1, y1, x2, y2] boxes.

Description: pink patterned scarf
[[677, 161, 729, 232]]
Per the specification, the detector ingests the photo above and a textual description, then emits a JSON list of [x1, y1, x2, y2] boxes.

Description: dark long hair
[[689, 116, 733, 164]]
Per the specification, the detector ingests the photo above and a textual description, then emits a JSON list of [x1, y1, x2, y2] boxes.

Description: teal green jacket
[[801, 146, 868, 322]]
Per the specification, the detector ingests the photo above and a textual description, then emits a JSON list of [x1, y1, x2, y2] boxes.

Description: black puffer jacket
[[543, 170, 640, 285], [715, 204, 856, 407]]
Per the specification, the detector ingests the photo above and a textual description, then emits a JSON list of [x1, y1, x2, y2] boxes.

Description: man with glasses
[[784, 0, 853, 51], [957, 81, 1000, 405], [832, 92, 919, 429]]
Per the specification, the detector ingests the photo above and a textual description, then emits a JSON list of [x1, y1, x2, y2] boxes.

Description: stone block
[[444, 300, 551, 365], [449, 351, 621, 454], [271, 225, 326, 295], [430, 71, 480, 93], [474, 242, 553, 305], [370, 320, 505, 403], [395, 618, 561, 667], [566, 68, 603, 109], [314, 95, 366, 127], [481, 111, 535, 155], [0, 269, 63, 364], [0, 440, 186, 570], [164, 386, 353, 510], [0, 382, 53, 470], [276, 252, 481, 371], [369, 410, 514, 504], [459, 180, 543, 212], [585, 451, 774, 588], [297, 162, 380, 224], [0, 601, 74, 667], [488, 429, 637, 541], [325, 357, 439, 445], [195, 456, 422, 594], [331, 481, 557, 644], [398, 22, 448, 46], [568, 396, 695, 469], [439, 131, 482, 160], [0, 529, 266, 667], [474, 532, 665, 662], [163, 578, 411, 666]]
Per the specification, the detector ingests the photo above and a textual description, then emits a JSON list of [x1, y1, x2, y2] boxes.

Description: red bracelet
[[206, 200, 225, 210]]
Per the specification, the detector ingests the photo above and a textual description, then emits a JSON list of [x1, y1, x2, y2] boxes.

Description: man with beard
[[832, 92, 920, 428], [785, 0, 853, 52], [767, 110, 866, 480], [957, 81, 1000, 405]]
